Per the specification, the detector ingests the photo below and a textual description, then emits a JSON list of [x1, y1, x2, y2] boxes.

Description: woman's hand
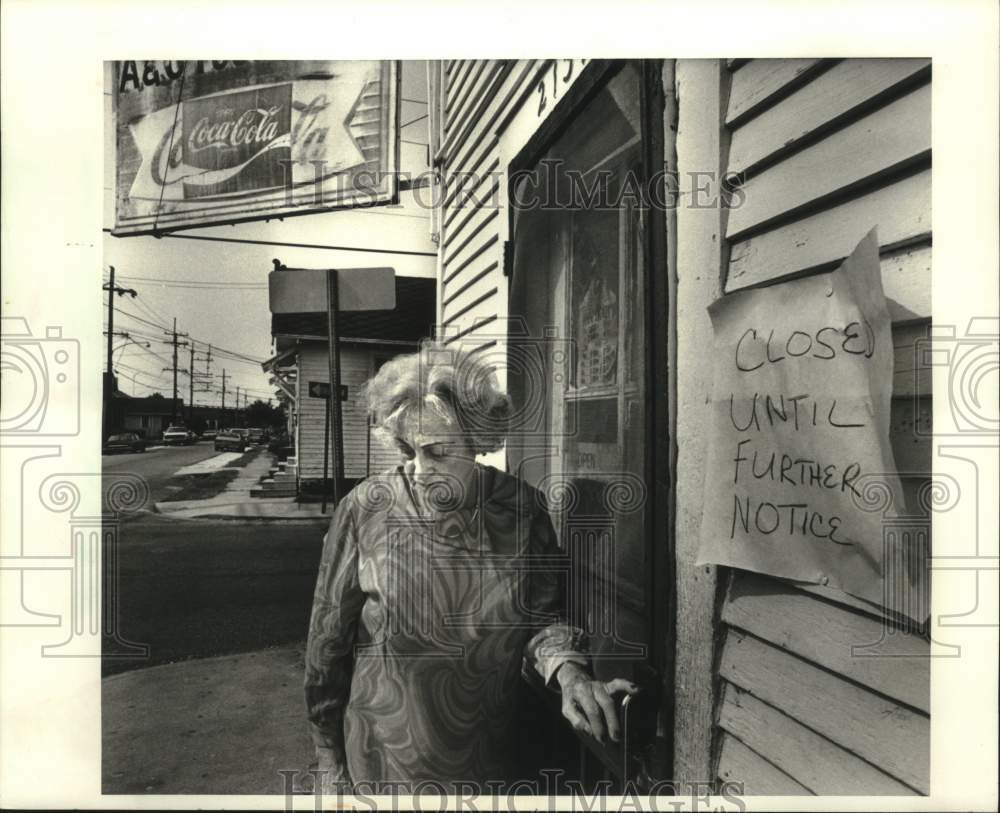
[[555, 662, 639, 744]]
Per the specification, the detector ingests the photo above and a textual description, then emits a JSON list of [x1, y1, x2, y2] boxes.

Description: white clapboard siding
[[439, 61, 530, 164], [444, 162, 501, 230], [720, 630, 929, 793], [889, 396, 933, 475], [441, 315, 502, 350], [715, 58, 932, 797], [446, 61, 498, 138], [726, 59, 830, 127], [719, 684, 916, 795], [434, 61, 543, 352], [442, 206, 501, 273], [442, 258, 499, 310], [892, 322, 932, 398], [728, 59, 930, 176], [727, 169, 931, 290], [441, 265, 500, 329], [296, 345, 377, 481], [883, 244, 933, 324], [717, 732, 814, 795], [727, 242, 931, 325], [723, 572, 930, 712], [727, 82, 931, 239]]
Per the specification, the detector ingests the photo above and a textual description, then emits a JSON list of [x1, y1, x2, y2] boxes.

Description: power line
[[103, 228, 437, 258], [113, 308, 265, 364]]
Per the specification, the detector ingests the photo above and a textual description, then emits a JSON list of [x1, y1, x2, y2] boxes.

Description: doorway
[[506, 60, 672, 789]]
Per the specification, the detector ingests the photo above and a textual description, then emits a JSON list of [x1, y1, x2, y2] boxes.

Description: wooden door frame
[[505, 58, 675, 786]]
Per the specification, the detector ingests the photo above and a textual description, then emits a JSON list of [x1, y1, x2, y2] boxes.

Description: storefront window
[[507, 63, 650, 682]]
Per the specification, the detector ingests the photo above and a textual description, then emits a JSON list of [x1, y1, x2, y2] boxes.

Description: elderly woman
[[304, 341, 636, 793]]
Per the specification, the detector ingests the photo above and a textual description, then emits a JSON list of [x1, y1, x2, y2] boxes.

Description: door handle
[[620, 663, 662, 786]]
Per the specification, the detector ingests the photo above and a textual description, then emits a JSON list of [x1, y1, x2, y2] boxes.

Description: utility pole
[[235, 386, 241, 426], [102, 266, 137, 440], [221, 369, 228, 426], [188, 340, 196, 425], [161, 317, 189, 425], [192, 343, 213, 426]]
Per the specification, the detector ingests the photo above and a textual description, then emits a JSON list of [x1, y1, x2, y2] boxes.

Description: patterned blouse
[[304, 462, 589, 789]]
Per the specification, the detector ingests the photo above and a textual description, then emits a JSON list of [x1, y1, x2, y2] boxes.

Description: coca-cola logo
[[182, 84, 291, 176], [187, 105, 283, 155]]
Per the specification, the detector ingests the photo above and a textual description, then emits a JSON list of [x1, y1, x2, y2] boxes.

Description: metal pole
[[321, 384, 331, 514], [188, 340, 195, 425], [326, 269, 343, 508], [171, 318, 179, 424], [104, 266, 115, 441]]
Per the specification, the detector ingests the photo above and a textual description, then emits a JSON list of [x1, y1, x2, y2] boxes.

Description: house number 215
[[535, 59, 589, 117]]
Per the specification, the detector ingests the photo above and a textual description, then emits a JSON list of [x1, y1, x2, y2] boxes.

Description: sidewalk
[[103, 644, 316, 795], [154, 450, 329, 522]]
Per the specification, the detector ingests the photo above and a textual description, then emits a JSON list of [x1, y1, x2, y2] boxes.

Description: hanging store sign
[[696, 230, 925, 622], [113, 60, 398, 235]]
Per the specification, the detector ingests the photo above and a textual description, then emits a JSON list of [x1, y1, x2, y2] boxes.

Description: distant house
[[266, 274, 436, 495], [112, 394, 229, 438], [119, 395, 177, 437]]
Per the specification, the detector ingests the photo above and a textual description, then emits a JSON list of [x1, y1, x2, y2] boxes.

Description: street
[[103, 515, 324, 678], [102, 443, 328, 678], [102, 440, 222, 507]]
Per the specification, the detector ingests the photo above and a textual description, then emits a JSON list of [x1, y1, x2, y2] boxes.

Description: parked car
[[247, 427, 266, 444], [102, 432, 147, 454], [201, 429, 218, 440], [162, 425, 195, 446], [214, 430, 246, 452]]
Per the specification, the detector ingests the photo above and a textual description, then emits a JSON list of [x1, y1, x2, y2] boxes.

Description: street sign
[[309, 381, 347, 401], [268, 267, 396, 314]]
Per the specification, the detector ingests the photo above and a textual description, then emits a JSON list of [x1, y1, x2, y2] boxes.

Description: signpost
[[269, 266, 395, 512]]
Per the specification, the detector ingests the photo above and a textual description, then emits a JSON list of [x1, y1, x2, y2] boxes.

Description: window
[[507, 63, 654, 683]]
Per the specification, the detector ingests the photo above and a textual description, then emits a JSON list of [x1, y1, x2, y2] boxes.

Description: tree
[[245, 399, 285, 429]]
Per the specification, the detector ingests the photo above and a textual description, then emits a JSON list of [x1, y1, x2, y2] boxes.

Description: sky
[[103, 61, 435, 407]]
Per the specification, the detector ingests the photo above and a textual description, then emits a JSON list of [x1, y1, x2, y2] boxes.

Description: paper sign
[[696, 230, 926, 621]]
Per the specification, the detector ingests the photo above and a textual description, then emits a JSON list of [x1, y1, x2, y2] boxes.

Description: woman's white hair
[[361, 339, 512, 456]]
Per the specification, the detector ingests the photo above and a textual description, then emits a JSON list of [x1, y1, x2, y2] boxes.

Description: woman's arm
[[523, 494, 638, 744], [522, 495, 590, 685], [304, 494, 365, 787]]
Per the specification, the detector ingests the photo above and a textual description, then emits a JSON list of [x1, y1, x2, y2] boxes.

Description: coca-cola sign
[[180, 84, 291, 198], [113, 60, 398, 235]]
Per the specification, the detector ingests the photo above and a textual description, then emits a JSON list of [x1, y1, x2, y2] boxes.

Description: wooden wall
[[430, 58, 933, 794], [711, 57, 932, 796], [295, 344, 402, 481], [433, 60, 533, 354]]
